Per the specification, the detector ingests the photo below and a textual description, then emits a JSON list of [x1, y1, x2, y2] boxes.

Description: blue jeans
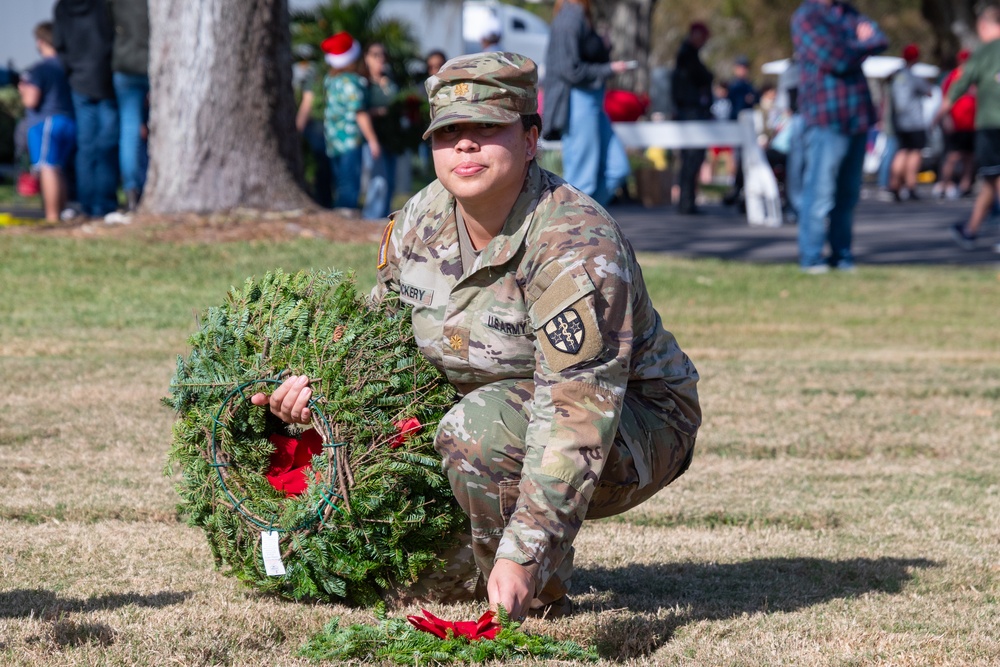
[[361, 144, 397, 219], [798, 126, 867, 269], [330, 145, 363, 209], [303, 119, 332, 208], [113, 72, 149, 196], [72, 92, 120, 216], [784, 114, 805, 218], [562, 86, 630, 207]]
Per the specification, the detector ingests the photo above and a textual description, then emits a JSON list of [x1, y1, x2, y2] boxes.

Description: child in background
[[321, 32, 381, 216], [18, 22, 76, 222]]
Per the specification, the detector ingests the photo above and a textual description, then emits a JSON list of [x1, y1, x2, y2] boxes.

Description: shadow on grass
[[576, 557, 939, 660], [0, 589, 192, 619]]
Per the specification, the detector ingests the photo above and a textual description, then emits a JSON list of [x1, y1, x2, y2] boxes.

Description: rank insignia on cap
[[453, 82, 470, 97], [544, 309, 584, 354], [449, 334, 463, 350]]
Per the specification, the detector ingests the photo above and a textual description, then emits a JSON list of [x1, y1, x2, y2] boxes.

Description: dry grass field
[[1, 232, 998, 666]]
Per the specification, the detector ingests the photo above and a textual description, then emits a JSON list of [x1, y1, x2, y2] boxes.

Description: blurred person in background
[[54, 0, 119, 219], [106, 0, 149, 218], [320, 32, 380, 217], [792, 0, 887, 273], [361, 42, 399, 219], [722, 55, 759, 207], [542, 0, 631, 208], [294, 45, 333, 208], [935, 49, 977, 200], [887, 44, 933, 202], [671, 22, 714, 214], [937, 3, 1000, 252], [18, 22, 76, 222]]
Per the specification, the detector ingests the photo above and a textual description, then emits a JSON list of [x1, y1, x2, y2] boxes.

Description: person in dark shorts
[[18, 22, 76, 222], [888, 44, 933, 201], [935, 49, 977, 199], [935, 4, 1000, 250]]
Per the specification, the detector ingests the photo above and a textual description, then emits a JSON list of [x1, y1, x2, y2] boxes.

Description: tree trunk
[[144, 0, 311, 214], [920, 0, 978, 65], [590, 0, 656, 93], [601, 0, 656, 94]]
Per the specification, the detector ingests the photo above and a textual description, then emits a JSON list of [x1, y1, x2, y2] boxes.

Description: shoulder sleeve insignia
[[544, 308, 585, 354], [377, 217, 395, 270]]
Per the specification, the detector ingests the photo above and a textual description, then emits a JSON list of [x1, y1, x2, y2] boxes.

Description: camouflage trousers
[[429, 378, 696, 605]]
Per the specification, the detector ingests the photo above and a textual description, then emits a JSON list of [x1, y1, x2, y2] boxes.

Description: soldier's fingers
[[267, 375, 297, 409], [277, 376, 311, 423], [289, 386, 313, 424]]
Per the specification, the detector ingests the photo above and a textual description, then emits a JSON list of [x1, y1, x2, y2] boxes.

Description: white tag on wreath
[[261, 531, 286, 576]]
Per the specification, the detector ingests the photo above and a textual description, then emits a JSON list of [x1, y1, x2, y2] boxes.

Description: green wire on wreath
[[163, 270, 466, 606], [208, 375, 345, 533]]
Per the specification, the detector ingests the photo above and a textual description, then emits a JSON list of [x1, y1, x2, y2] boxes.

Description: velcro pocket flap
[[528, 263, 595, 329]]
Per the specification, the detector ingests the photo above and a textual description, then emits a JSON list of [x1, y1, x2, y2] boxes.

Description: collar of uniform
[[471, 162, 544, 270], [419, 162, 543, 271]]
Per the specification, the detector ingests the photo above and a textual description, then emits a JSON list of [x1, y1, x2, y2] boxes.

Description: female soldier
[[253, 52, 701, 621]]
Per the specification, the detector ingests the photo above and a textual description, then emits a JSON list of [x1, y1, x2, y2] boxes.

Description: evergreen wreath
[[164, 269, 465, 606]]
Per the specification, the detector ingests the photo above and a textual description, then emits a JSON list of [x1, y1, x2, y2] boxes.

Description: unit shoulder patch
[[537, 299, 602, 373], [543, 308, 584, 353]]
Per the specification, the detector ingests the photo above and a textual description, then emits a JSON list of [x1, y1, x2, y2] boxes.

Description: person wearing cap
[[252, 52, 701, 621], [792, 0, 887, 273], [887, 44, 934, 202], [320, 31, 381, 215]]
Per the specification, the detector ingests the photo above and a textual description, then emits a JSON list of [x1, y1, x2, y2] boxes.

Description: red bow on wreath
[[406, 609, 500, 641], [390, 417, 422, 449]]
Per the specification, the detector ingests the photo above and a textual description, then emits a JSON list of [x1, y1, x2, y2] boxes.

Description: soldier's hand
[[250, 374, 313, 424], [487, 559, 535, 622]]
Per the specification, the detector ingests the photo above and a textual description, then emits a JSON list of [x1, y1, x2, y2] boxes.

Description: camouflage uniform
[[371, 53, 701, 606]]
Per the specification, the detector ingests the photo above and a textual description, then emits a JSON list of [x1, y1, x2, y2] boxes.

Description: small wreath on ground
[[163, 269, 465, 606]]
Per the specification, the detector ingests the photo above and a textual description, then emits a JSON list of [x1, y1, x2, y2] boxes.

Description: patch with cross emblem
[[537, 299, 602, 372], [544, 308, 584, 354]]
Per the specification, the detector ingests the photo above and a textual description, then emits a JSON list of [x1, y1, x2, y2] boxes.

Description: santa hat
[[322, 32, 361, 69]]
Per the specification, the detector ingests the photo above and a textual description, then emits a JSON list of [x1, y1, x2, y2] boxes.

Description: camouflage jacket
[[372, 163, 701, 588]]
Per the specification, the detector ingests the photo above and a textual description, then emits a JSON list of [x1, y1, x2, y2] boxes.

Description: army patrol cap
[[423, 52, 538, 140]]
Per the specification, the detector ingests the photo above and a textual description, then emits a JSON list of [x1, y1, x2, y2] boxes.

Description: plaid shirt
[[792, 0, 887, 135]]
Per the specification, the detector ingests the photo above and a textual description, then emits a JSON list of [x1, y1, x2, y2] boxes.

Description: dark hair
[[520, 113, 542, 133], [426, 50, 447, 64], [33, 21, 54, 47]]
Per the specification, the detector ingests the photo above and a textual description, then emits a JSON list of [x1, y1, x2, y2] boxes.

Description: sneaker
[[950, 222, 977, 250], [59, 207, 80, 222], [835, 263, 857, 273], [932, 182, 945, 199], [103, 210, 132, 225], [801, 264, 830, 275], [945, 184, 960, 200]]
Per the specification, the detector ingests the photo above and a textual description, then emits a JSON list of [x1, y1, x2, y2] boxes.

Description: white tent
[[762, 56, 940, 80]]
